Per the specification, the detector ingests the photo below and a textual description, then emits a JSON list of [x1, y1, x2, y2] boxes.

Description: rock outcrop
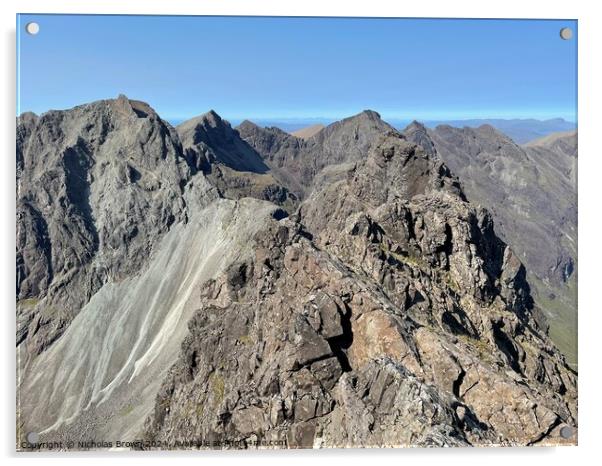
[[18, 197, 283, 444], [405, 123, 578, 364]]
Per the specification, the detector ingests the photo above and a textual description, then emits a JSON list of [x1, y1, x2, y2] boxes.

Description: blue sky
[[17, 15, 577, 122]]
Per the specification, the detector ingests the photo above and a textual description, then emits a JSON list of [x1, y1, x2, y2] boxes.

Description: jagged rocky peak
[[176, 111, 298, 210], [403, 119, 427, 132], [236, 119, 296, 142], [349, 132, 462, 203], [302, 131, 463, 230], [313, 109, 395, 146], [303, 131, 529, 312], [423, 123, 578, 364], [403, 120, 437, 156], [177, 109, 268, 173], [113, 93, 159, 118], [237, 119, 258, 131], [201, 109, 223, 125], [236, 119, 302, 149], [177, 109, 248, 170], [18, 94, 186, 173], [177, 109, 232, 142], [16, 95, 214, 356], [351, 109, 383, 121]]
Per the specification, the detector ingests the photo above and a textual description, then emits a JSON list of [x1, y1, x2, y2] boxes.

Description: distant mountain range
[[170, 117, 576, 145], [420, 118, 576, 144]]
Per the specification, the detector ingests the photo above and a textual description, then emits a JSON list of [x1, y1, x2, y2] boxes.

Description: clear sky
[[17, 15, 577, 122]]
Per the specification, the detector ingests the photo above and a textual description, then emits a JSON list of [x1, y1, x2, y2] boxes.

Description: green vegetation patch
[[209, 373, 225, 407], [17, 297, 40, 308]]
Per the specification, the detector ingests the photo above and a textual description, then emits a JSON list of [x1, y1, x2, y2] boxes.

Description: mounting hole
[[26, 431, 39, 444], [25, 22, 40, 35], [560, 425, 574, 439], [559, 27, 573, 40]]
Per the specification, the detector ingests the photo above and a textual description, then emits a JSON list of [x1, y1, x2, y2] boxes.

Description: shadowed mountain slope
[[176, 111, 298, 211]]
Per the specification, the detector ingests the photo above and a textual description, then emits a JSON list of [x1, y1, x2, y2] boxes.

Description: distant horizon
[[165, 112, 579, 128], [169, 114, 578, 126], [17, 97, 578, 127]]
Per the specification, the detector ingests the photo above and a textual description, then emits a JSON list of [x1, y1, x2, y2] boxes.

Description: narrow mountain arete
[[16, 96, 577, 449]]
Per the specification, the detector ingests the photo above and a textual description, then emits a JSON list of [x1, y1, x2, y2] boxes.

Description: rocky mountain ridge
[[237, 110, 395, 197], [144, 130, 576, 447], [412, 118, 576, 144], [176, 110, 298, 212], [16, 96, 577, 449]]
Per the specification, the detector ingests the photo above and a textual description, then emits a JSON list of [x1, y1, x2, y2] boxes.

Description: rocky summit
[[16, 96, 577, 449]]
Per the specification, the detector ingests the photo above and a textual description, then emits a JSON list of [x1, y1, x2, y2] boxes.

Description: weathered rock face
[[178, 110, 269, 174], [236, 121, 308, 196], [425, 124, 576, 288], [144, 131, 576, 448], [405, 123, 578, 364], [16, 95, 219, 356]]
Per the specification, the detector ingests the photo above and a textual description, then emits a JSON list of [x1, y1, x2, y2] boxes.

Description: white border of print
[[1, 1, 599, 465]]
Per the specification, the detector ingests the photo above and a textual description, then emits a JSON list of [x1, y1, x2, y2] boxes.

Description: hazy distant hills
[[421, 118, 576, 144]]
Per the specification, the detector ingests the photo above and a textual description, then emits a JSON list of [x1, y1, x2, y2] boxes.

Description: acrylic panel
[[16, 14, 578, 451]]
